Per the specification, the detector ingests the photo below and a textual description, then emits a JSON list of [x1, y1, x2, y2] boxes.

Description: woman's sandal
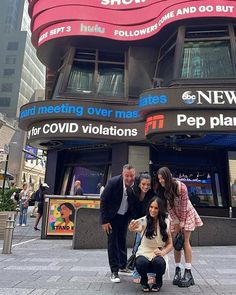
[[151, 284, 160, 292], [141, 283, 150, 292], [133, 277, 141, 283]]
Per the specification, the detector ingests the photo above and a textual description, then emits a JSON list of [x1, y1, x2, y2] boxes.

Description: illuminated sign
[[182, 90, 236, 105], [27, 120, 144, 142], [145, 115, 165, 135], [30, 1, 236, 46], [19, 86, 236, 146], [145, 110, 236, 140], [101, 0, 146, 6]]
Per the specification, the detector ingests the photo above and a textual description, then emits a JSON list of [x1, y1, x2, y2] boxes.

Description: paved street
[[0, 209, 235, 294]]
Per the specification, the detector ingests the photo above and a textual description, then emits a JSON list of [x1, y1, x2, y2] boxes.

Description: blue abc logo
[[182, 91, 196, 104]]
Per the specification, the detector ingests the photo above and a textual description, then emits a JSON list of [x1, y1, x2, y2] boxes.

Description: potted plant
[[0, 189, 17, 239]]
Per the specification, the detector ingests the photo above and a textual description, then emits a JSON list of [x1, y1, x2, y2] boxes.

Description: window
[[5, 55, 16, 64], [1, 83, 13, 92], [181, 41, 234, 78], [153, 31, 177, 87], [173, 170, 222, 207], [0, 97, 11, 107], [66, 49, 125, 98], [3, 69, 15, 77], [7, 41, 18, 50], [180, 25, 235, 79], [228, 151, 236, 207]]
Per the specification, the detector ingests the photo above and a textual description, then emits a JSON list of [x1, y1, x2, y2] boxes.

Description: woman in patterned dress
[[156, 167, 203, 288]]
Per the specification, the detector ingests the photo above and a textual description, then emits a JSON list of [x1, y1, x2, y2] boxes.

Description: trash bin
[[2, 212, 15, 254]]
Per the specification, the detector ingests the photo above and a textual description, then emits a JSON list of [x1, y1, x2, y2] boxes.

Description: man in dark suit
[[100, 164, 138, 283]]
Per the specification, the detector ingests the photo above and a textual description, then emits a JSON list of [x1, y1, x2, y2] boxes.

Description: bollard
[[2, 213, 15, 254], [229, 206, 232, 218]]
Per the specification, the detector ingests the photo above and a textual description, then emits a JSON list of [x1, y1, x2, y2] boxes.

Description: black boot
[[178, 269, 195, 287], [172, 266, 181, 285]]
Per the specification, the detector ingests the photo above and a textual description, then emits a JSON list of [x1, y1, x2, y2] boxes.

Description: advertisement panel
[[31, 1, 236, 46], [46, 198, 100, 236]]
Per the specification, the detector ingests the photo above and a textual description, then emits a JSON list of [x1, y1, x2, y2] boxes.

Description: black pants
[[107, 213, 129, 273], [136, 255, 166, 287]]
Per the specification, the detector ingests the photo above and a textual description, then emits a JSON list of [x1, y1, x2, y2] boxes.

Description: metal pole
[[2, 153, 9, 200], [2, 212, 15, 254]]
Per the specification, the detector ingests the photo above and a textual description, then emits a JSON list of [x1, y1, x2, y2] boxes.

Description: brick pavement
[[0, 208, 235, 294]]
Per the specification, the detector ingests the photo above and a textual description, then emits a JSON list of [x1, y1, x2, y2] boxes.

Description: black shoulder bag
[[127, 229, 146, 270]]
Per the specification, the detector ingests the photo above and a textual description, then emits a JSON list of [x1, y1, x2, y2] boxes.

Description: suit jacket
[[100, 175, 138, 224]]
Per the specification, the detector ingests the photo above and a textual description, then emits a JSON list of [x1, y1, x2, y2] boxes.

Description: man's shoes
[[22, 224, 26, 227], [34, 227, 40, 231], [119, 268, 132, 276], [110, 272, 120, 283]]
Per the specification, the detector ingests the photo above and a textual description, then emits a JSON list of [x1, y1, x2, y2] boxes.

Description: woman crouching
[[129, 197, 173, 292]]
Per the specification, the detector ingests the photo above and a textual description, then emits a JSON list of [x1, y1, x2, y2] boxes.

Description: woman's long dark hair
[[156, 167, 178, 209], [145, 196, 168, 242], [136, 173, 152, 195]]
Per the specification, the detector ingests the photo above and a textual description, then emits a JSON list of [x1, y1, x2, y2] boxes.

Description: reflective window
[[228, 151, 236, 207], [7, 41, 19, 50], [69, 165, 106, 194], [181, 41, 234, 78], [3, 69, 15, 77], [174, 170, 222, 207], [5, 55, 16, 64], [0, 97, 11, 107], [66, 49, 125, 98], [1, 83, 13, 92]]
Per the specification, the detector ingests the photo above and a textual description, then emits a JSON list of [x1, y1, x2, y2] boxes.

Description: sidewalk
[[0, 209, 235, 294]]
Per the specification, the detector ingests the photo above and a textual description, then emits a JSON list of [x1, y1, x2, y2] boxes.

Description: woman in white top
[[129, 197, 173, 292], [17, 183, 30, 226]]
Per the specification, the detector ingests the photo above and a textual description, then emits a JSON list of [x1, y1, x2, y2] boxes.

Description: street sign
[[0, 153, 7, 162]]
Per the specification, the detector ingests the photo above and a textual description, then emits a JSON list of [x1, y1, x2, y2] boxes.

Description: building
[[19, 0, 236, 218], [0, 0, 46, 185]]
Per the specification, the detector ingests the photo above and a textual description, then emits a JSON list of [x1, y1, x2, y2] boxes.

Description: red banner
[[35, 1, 236, 46], [28, 1, 236, 46]]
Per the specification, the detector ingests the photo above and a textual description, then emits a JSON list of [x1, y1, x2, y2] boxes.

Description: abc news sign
[[140, 87, 236, 113], [181, 90, 236, 106]]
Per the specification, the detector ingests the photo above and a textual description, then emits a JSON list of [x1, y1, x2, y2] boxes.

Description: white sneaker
[[110, 272, 120, 283], [22, 224, 26, 227], [16, 223, 20, 226], [119, 268, 132, 276]]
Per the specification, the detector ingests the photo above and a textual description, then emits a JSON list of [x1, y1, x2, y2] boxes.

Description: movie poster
[[46, 198, 100, 236]]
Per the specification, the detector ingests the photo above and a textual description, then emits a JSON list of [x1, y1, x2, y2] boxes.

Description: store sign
[[24, 145, 38, 159], [182, 90, 236, 105], [27, 120, 145, 141], [145, 110, 236, 138], [32, 1, 236, 46]]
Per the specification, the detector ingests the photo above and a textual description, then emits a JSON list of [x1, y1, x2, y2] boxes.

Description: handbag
[[127, 228, 146, 270], [23, 202, 28, 209], [173, 232, 184, 251]]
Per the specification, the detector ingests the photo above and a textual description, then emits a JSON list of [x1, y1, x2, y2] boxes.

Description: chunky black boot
[[172, 266, 181, 285], [178, 269, 195, 287]]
